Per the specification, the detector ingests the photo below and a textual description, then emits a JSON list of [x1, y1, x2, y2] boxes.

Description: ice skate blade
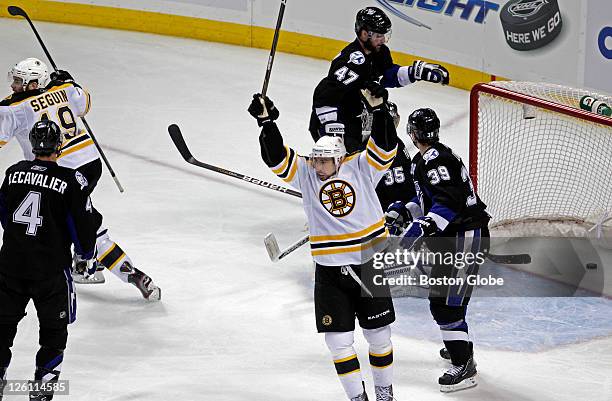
[[440, 375, 477, 393]]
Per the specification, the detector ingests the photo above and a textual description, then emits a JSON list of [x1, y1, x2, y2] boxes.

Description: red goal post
[[469, 81, 612, 236]]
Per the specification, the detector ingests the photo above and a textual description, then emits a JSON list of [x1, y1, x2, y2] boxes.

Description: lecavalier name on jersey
[[30, 90, 68, 112], [8, 171, 67, 194]]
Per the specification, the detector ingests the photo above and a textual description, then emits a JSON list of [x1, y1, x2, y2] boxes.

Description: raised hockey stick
[[264, 232, 531, 264], [168, 124, 302, 198], [261, 0, 287, 97], [8, 5, 124, 193]]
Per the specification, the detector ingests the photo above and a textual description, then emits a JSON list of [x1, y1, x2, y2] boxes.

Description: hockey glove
[[72, 254, 97, 276], [400, 216, 438, 251], [50, 70, 75, 83], [248, 94, 280, 127], [410, 60, 449, 85], [361, 81, 388, 111], [385, 201, 414, 236]]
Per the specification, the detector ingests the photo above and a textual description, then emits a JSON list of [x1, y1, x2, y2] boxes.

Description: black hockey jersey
[[313, 39, 397, 119], [411, 142, 489, 233], [375, 139, 417, 210], [0, 159, 96, 279]]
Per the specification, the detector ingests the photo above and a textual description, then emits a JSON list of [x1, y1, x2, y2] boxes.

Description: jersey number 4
[[334, 67, 359, 85], [13, 191, 43, 236]]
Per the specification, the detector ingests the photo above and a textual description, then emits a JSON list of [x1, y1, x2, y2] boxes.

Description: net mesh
[[474, 82, 612, 237]]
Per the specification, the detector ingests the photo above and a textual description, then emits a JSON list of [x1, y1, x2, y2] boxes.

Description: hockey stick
[[261, 0, 287, 97], [168, 124, 302, 198], [8, 5, 124, 193], [264, 232, 531, 264], [264, 232, 309, 262]]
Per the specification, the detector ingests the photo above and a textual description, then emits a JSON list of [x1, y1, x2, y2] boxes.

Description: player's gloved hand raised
[[361, 81, 388, 111], [385, 201, 414, 236], [410, 60, 449, 85], [248, 94, 280, 127], [400, 216, 438, 250], [50, 70, 75, 83]]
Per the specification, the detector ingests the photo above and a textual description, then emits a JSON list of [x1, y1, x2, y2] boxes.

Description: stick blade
[[168, 124, 195, 162], [264, 233, 281, 262], [7, 5, 26, 16]]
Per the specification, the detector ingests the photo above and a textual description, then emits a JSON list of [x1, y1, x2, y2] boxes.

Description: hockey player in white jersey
[[0, 58, 160, 301], [248, 86, 397, 401]]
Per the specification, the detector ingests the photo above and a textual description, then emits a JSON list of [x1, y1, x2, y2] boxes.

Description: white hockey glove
[[411, 60, 449, 85]]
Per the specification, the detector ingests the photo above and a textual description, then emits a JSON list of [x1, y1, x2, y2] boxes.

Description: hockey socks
[[364, 326, 393, 400], [325, 332, 366, 400]]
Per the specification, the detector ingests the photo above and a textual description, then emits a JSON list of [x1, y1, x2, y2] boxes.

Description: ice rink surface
[[0, 19, 611, 400]]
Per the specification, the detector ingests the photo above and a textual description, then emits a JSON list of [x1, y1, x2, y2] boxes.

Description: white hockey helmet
[[8, 58, 49, 89], [311, 135, 347, 169]]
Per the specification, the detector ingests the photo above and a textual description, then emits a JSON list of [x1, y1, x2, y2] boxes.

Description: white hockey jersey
[[0, 83, 98, 169], [271, 136, 397, 266]]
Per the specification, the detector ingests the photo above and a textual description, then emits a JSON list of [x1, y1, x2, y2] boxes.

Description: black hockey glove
[[410, 60, 449, 85], [72, 254, 96, 275], [400, 216, 438, 251], [248, 94, 280, 127], [50, 69, 75, 83], [385, 201, 414, 236], [361, 81, 388, 112]]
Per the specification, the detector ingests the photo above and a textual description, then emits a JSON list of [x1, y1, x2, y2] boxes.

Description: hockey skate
[[350, 391, 369, 401], [350, 382, 369, 401], [439, 356, 477, 392], [374, 384, 394, 401], [125, 264, 161, 301]]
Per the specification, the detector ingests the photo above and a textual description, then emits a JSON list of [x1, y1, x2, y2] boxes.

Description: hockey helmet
[[407, 108, 440, 144], [29, 119, 63, 156], [8, 58, 49, 89], [355, 7, 392, 35], [311, 135, 346, 169]]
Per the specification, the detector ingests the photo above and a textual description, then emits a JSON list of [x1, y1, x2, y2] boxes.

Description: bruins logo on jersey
[[319, 180, 355, 217]]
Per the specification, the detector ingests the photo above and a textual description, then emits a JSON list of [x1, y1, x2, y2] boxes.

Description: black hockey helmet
[[355, 7, 392, 35], [407, 108, 440, 144], [29, 119, 63, 156]]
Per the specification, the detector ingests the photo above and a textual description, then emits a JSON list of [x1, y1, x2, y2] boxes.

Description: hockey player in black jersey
[[0, 120, 97, 401], [389, 108, 490, 392], [310, 6, 450, 152], [1, 57, 161, 300]]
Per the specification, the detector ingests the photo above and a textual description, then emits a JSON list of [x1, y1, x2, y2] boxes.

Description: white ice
[[0, 19, 611, 401]]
